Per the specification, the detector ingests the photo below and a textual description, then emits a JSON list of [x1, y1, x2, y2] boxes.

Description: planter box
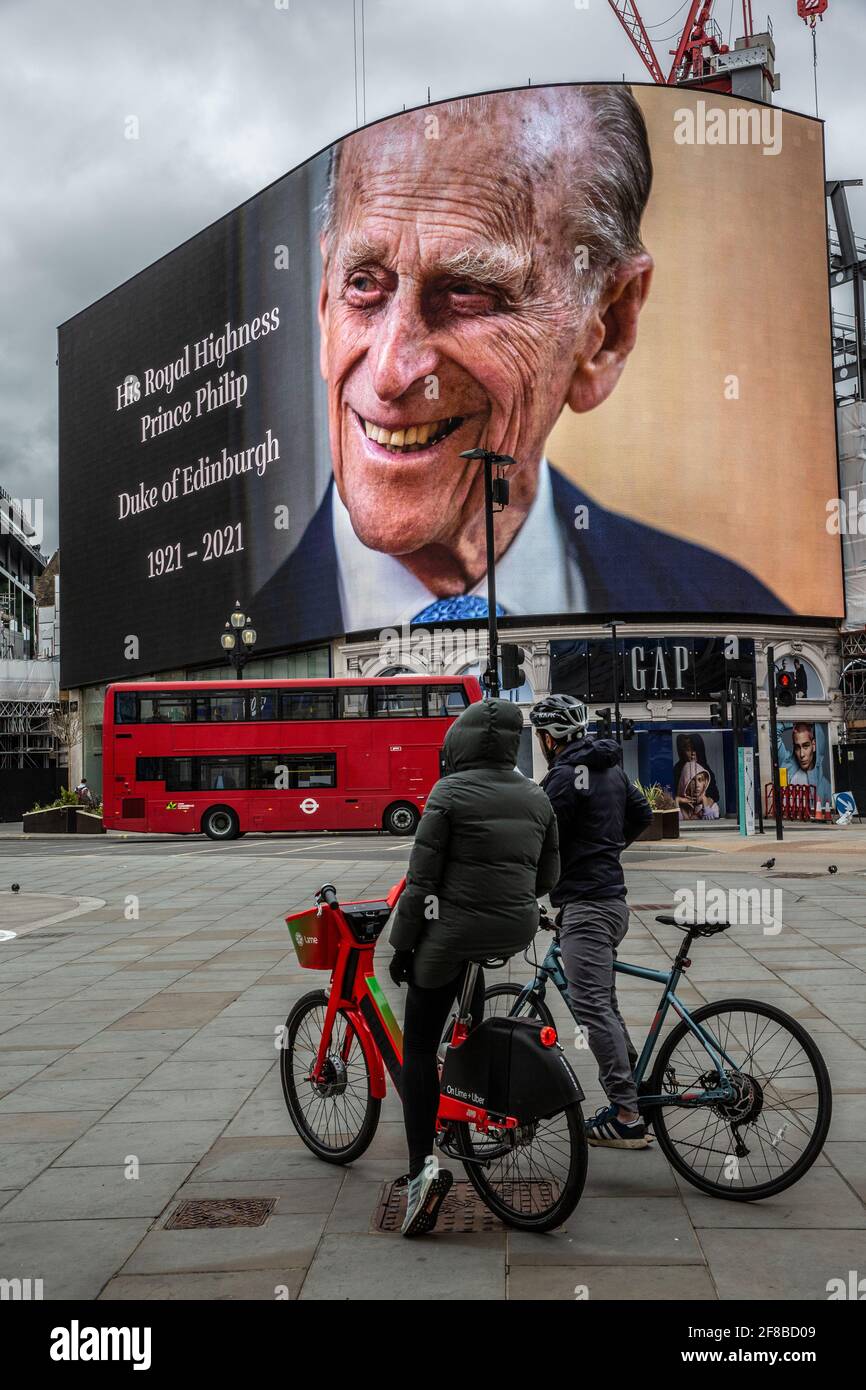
[[636, 809, 679, 842], [23, 806, 75, 834], [75, 811, 106, 835]]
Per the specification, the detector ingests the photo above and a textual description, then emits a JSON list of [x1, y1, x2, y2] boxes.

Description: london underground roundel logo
[[300, 798, 319, 815]]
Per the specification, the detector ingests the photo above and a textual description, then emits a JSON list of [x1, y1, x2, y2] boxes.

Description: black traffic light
[[595, 707, 612, 738], [775, 668, 796, 707], [622, 718, 636, 741], [709, 691, 728, 727], [500, 643, 525, 691]]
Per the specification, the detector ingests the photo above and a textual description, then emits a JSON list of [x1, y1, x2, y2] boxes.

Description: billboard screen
[[59, 83, 842, 688]]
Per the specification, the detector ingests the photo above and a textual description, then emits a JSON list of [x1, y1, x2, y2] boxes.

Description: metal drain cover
[[165, 1197, 276, 1230], [373, 1180, 508, 1234]]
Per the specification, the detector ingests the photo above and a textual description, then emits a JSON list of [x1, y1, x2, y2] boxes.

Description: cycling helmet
[[529, 694, 588, 743]]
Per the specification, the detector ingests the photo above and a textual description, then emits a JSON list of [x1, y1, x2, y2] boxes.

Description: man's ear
[[318, 236, 330, 381], [566, 254, 653, 415]]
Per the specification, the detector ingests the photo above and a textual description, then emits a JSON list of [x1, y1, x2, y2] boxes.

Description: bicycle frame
[[291, 881, 524, 1139], [514, 932, 741, 1110]]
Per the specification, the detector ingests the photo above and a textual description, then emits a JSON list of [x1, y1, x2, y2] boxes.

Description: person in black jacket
[[531, 694, 653, 1149], [389, 698, 560, 1235]]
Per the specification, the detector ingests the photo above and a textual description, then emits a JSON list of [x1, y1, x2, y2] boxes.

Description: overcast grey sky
[[2, 0, 864, 552]]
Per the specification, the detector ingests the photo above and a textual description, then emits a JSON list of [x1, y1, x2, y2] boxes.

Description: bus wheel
[[383, 802, 419, 837], [202, 806, 240, 841]]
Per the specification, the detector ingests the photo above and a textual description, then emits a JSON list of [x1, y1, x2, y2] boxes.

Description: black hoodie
[[541, 736, 653, 905]]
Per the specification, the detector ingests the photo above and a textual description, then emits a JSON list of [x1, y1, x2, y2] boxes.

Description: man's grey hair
[[319, 85, 652, 307]]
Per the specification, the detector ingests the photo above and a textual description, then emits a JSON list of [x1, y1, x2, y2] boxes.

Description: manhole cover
[[165, 1197, 276, 1230], [373, 1179, 517, 1234]]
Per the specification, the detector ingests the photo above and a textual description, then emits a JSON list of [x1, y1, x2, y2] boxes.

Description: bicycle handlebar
[[317, 884, 339, 910]]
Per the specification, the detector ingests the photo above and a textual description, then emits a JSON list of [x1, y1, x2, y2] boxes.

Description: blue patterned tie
[[411, 595, 505, 623]]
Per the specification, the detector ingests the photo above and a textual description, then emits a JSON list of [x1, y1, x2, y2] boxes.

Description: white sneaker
[[401, 1154, 454, 1237]]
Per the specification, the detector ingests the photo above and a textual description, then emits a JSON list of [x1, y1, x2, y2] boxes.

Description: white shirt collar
[[332, 458, 586, 632]]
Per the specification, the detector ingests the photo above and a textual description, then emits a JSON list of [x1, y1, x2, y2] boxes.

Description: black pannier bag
[[440, 1016, 584, 1122]]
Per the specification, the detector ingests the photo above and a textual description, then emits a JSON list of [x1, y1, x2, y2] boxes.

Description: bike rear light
[[539, 1026, 557, 1048]]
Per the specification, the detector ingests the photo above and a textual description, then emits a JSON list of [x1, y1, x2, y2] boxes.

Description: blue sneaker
[[401, 1155, 454, 1237], [585, 1105, 652, 1149]]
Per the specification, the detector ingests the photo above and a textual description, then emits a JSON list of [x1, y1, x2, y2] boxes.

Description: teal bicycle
[[485, 907, 831, 1201]]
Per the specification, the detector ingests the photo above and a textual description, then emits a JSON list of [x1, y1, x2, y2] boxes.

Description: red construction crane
[[606, 1, 755, 89]]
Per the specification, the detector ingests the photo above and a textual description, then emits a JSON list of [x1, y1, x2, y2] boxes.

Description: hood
[[554, 735, 622, 772], [677, 758, 709, 799], [443, 698, 523, 773]]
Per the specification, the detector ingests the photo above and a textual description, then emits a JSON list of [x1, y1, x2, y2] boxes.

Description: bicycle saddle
[[468, 955, 509, 969], [655, 914, 732, 936]]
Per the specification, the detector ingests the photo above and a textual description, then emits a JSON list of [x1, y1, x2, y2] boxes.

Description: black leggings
[[402, 966, 486, 1180]]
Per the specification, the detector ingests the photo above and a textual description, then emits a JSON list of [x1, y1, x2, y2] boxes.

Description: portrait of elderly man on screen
[[255, 85, 787, 637]]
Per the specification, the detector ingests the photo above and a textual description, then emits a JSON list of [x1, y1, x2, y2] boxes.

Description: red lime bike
[[280, 880, 588, 1232]]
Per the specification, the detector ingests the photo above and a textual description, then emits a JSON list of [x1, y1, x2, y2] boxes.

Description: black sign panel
[[551, 637, 755, 702]]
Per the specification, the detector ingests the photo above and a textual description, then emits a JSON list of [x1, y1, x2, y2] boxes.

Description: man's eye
[[447, 283, 499, 310], [349, 274, 376, 293]]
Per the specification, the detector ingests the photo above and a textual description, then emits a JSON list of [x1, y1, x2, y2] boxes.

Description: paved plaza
[[0, 826, 864, 1300]]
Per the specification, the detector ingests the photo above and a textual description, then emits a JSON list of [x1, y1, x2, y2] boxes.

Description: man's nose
[[368, 291, 440, 402]]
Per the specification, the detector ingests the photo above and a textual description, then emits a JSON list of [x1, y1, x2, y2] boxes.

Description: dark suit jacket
[[252, 471, 788, 649]]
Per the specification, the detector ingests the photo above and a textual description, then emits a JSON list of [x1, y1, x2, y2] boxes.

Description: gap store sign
[[550, 637, 756, 703]]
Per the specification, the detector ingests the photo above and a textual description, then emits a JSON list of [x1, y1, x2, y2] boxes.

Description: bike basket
[[286, 906, 340, 970]]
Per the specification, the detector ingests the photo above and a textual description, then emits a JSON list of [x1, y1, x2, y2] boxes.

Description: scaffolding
[[841, 632, 866, 740], [0, 660, 60, 768]]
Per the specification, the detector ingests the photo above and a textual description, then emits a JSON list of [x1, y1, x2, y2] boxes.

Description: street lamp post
[[220, 601, 257, 679], [459, 448, 516, 698], [603, 619, 624, 745]]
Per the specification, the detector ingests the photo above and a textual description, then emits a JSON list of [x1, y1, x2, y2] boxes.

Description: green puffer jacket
[[389, 698, 560, 988]]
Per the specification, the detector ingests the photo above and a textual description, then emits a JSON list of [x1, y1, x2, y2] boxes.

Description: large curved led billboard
[[59, 83, 842, 688]]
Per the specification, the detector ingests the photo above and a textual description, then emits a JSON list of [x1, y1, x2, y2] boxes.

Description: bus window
[[338, 687, 369, 719], [281, 689, 336, 720], [115, 691, 139, 723], [140, 695, 192, 724], [250, 754, 336, 789], [248, 690, 277, 720], [198, 758, 247, 791], [194, 694, 245, 722], [164, 759, 194, 791], [373, 686, 423, 718], [136, 757, 164, 781], [425, 684, 469, 717], [292, 754, 337, 788]]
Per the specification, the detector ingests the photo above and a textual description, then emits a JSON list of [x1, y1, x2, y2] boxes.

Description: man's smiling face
[[318, 104, 593, 558]]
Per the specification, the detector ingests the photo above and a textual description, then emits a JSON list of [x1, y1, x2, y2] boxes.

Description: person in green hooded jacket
[[388, 697, 560, 1236]]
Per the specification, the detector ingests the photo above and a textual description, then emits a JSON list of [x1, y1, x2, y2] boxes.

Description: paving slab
[[0, 1162, 194, 1220], [98, 1270, 305, 1299], [99, 1086, 254, 1125], [120, 1212, 328, 1275], [507, 1264, 718, 1300], [699, 1228, 866, 1300], [52, 1119, 229, 1167], [0, 1218, 151, 1299], [299, 1233, 505, 1300], [508, 1197, 705, 1266]]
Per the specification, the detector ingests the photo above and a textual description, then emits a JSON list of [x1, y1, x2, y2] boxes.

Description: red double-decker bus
[[102, 675, 482, 840]]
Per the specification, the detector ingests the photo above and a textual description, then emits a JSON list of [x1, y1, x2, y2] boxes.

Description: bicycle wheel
[[280, 990, 381, 1164], [648, 999, 832, 1200], [484, 982, 556, 1026], [454, 1102, 587, 1232]]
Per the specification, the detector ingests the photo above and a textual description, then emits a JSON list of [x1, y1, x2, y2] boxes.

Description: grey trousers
[[559, 898, 639, 1112]]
